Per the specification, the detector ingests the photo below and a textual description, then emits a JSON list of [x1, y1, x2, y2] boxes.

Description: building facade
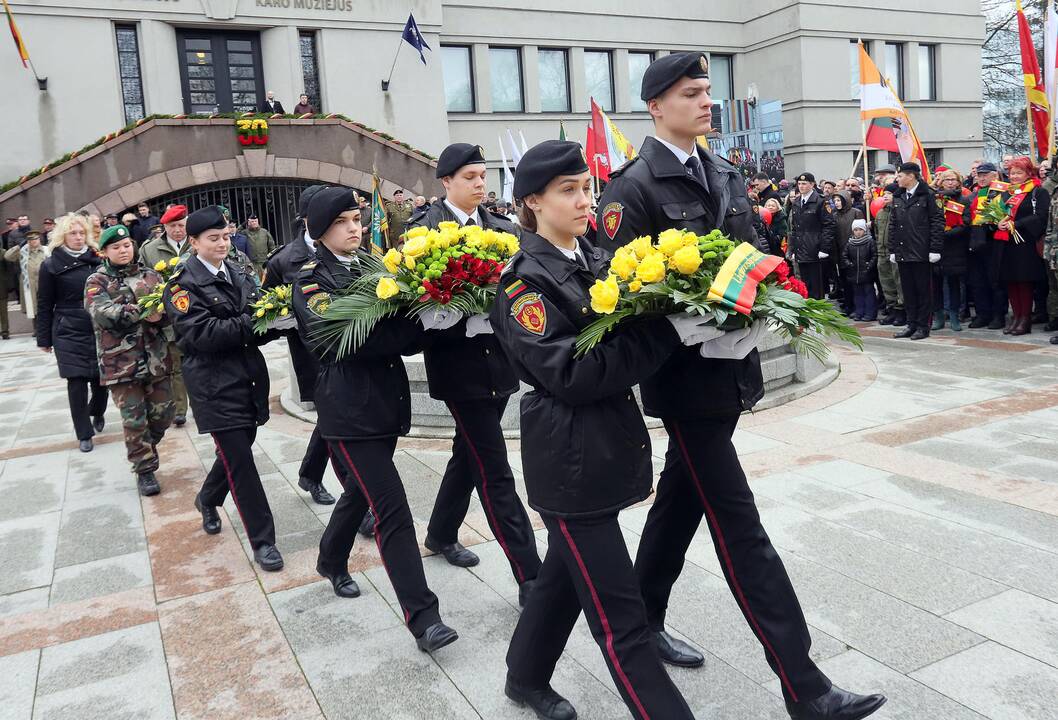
[[2, 0, 985, 202]]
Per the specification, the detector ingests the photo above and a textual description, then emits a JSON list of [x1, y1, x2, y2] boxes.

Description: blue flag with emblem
[[401, 13, 431, 65], [370, 174, 387, 257]]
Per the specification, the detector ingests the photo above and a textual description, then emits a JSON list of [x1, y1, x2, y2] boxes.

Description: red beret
[[160, 204, 188, 224]]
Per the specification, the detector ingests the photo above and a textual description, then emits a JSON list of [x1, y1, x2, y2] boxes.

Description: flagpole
[[381, 36, 403, 92], [862, 120, 870, 206], [1027, 93, 1038, 161]]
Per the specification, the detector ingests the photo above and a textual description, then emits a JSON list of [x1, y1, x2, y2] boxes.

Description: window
[[115, 25, 145, 123], [226, 39, 258, 112], [489, 47, 524, 112], [538, 49, 570, 112], [299, 31, 322, 112], [441, 45, 474, 112], [885, 42, 904, 98], [584, 50, 614, 111], [709, 53, 733, 100], [628, 52, 653, 111], [918, 44, 936, 101]]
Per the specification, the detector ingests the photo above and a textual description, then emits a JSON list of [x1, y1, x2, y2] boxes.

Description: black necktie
[[685, 155, 707, 187], [464, 218, 476, 227], [216, 270, 227, 284]]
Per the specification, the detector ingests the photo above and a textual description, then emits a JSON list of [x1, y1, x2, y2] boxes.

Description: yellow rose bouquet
[[136, 256, 182, 318], [576, 229, 862, 361], [311, 222, 519, 357], [249, 283, 294, 334]]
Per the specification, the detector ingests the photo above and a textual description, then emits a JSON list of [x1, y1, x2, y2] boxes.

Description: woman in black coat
[[933, 171, 971, 331], [997, 157, 1050, 335], [36, 213, 108, 451]]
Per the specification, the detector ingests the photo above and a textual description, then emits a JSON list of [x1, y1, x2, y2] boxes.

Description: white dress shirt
[[443, 199, 481, 226]]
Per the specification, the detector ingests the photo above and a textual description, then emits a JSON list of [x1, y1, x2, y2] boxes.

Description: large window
[[441, 45, 474, 112], [709, 53, 733, 100], [115, 25, 145, 123], [538, 49, 570, 112], [489, 47, 524, 112], [885, 42, 905, 98], [585, 50, 614, 111], [628, 52, 653, 111], [918, 44, 936, 101], [299, 31, 322, 112], [177, 31, 263, 114]]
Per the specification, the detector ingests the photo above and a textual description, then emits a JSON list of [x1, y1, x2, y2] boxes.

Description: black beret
[[297, 184, 327, 218], [186, 206, 228, 237], [436, 143, 486, 178], [898, 162, 921, 175], [307, 186, 359, 239], [976, 162, 998, 174], [513, 140, 589, 199], [796, 172, 816, 183], [640, 52, 709, 102]]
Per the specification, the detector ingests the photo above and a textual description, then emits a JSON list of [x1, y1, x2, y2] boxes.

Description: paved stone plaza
[[1, 316, 1058, 720]]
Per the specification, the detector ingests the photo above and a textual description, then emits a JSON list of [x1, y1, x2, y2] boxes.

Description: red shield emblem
[[511, 292, 547, 336], [601, 202, 623, 241]]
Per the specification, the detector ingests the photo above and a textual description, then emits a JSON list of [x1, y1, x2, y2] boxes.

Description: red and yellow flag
[[707, 243, 783, 316], [1018, 0, 1051, 160], [1, 0, 28, 68]]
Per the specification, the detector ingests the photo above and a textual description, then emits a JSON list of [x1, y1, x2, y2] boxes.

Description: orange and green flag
[[707, 242, 783, 316], [2, 0, 29, 68]]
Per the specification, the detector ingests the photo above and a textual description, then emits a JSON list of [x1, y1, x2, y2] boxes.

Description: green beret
[[99, 224, 132, 249]]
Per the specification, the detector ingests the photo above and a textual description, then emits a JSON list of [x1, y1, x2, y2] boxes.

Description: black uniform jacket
[[596, 137, 766, 421], [263, 229, 320, 402], [163, 256, 273, 434], [293, 245, 422, 441], [890, 182, 945, 263], [407, 197, 520, 403], [36, 247, 102, 379], [788, 189, 837, 263], [490, 232, 680, 519]]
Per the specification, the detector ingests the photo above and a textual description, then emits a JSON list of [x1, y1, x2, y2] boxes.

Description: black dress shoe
[[655, 630, 705, 668], [194, 493, 222, 535], [969, 316, 989, 328], [1045, 319, 1058, 332], [254, 544, 284, 571], [891, 312, 907, 326], [518, 579, 536, 608], [137, 471, 160, 496], [92, 415, 105, 433], [786, 685, 886, 720], [1051, 334, 1058, 344], [415, 622, 458, 653], [878, 314, 894, 326], [79, 438, 93, 453], [988, 317, 1006, 330], [892, 326, 915, 339], [174, 415, 186, 427], [505, 678, 578, 720], [358, 509, 376, 537], [424, 535, 480, 567], [316, 561, 360, 598], [909, 328, 929, 340], [297, 477, 336, 505]]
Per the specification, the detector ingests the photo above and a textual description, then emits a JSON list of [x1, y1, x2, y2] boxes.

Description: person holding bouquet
[[163, 206, 285, 572], [407, 143, 543, 602], [292, 187, 458, 654], [495, 141, 709, 720], [595, 52, 885, 720], [997, 156, 1050, 335]]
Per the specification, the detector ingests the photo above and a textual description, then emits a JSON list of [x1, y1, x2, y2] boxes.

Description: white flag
[[506, 129, 523, 167], [498, 135, 514, 204]]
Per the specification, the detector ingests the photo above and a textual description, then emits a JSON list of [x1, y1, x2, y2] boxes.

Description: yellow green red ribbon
[[707, 242, 782, 316]]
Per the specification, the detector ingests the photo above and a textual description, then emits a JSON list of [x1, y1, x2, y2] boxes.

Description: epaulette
[[499, 251, 523, 278], [300, 261, 317, 271], [169, 266, 184, 281], [608, 155, 640, 179], [266, 244, 284, 260]]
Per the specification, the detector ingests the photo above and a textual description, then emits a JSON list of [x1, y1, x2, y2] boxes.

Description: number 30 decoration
[[237, 118, 269, 146]]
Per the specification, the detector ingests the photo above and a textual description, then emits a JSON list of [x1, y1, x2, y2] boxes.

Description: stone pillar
[[261, 27, 303, 110]]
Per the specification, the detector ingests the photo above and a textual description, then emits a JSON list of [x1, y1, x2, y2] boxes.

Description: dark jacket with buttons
[[596, 136, 766, 421], [406, 197, 521, 403], [491, 232, 680, 518], [788, 189, 836, 263], [36, 247, 103, 379], [890, 182, 945, 263], [293, 245, 422, 440], [263, 228, 320, 402], [162, 256, 273, 434]]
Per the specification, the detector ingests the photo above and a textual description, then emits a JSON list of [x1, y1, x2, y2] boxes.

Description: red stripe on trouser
[[557, 518, 651, 720], [213, 436, 254, 546], [337, 440, 410, 625], [671, 423, 799, 702], [448, 404, 525, 583]]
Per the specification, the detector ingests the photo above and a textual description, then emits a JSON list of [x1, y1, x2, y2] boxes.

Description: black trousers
[[325, 437, 441, 638], [298, 426, 330, 484], [201, 427, 276, 550], [634, 417, 830, 705], [67, 376, 109, 441], [427, 399, 541, 584], [508, 513, 694, 720], [799, 261, 825, 300], [967, 249, 1007, 321], [897, 262, 933, 331]]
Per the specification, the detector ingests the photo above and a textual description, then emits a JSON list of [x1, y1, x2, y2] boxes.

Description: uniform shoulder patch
[[301, 282, 320, 295], [171, 289, 190, 314], [86, 285, 101, 298], [266, 244, 284, 260], [601, 202, 624, 241], [504, 278, 528, 299], [511, 292, 547, 336], [300, 261, 317, 271], [307, 291, 331, 317]]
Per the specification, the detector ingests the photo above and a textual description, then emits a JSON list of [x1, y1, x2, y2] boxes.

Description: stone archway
[[0, 118, 442, 222]]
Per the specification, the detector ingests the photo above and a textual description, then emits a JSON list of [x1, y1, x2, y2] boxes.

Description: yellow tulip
[[671, 245, 703, 275], [635, 253, 667, 283], [403, 235, 430, 259], [169, 256, 180, 267], [405, 254, 417, 270], [657, 228, 685, 256], [610, 248, 639, 281], [153, 260, 167, 272], [376, 277, 400, 300], [627, 236, 652, 260], [629, 279, 643, 293], [589, 275, 620, 315], [383, 248, 403, 274], [406, 225, 430, 239], [255, 309, 265, 318], [280, 307, 289, 316]]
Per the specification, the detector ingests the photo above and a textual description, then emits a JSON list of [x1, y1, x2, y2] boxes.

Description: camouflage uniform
[[874, 201, 904, 312], [139, 233, 190, 418], [85, 261, 175, 473], [1043, 176, 1058, 320]]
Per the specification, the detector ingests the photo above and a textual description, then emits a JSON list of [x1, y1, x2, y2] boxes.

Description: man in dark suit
[[258, 91, 285, 114]]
